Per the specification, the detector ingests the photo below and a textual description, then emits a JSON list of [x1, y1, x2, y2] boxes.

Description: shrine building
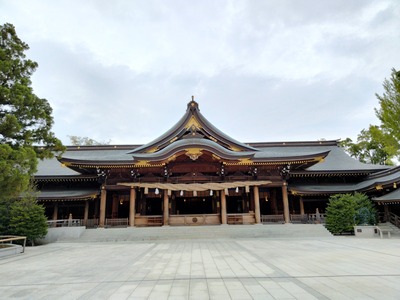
[[35, 99, 400, 227]]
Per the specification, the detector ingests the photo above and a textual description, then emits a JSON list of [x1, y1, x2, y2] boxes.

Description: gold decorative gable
[[185, 115, 202, 130]]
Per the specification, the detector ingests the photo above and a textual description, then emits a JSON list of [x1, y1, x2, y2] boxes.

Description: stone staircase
[[58, 224, 332, 243], [377, 222, 400, 237]]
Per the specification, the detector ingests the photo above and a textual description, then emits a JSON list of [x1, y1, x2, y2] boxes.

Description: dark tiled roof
[[38, 189, 99, 201], [373, 188, 400, 201], [290, 166, 400, 195], [36, 157, 81, 176]]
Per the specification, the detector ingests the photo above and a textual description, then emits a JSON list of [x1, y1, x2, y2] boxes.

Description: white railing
[[47, 219, 82, 227], [308, 213, 326, 224]]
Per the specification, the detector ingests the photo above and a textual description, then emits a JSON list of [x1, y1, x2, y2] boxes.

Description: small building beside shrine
[[35, 100, 400, 227]]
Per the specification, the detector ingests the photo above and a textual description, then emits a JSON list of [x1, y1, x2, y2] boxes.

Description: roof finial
[[187, 95, 199, 110]]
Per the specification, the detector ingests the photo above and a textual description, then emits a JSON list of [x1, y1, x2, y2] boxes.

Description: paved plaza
[[1, 237, 400, 299]]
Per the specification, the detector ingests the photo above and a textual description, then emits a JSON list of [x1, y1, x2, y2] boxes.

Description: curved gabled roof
[[129, 100, 258, 154], [290, 165, 400, 195], [131, 138, 256, 162]]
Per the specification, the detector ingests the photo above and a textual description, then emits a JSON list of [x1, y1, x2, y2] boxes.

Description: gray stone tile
[[0, 237, 399, 299]]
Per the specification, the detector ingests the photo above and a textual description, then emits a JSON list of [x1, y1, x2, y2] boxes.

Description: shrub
[[9, 193, 48, 246], [325, 192, 376, 235]]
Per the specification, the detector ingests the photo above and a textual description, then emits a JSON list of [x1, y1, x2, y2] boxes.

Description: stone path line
[[1, 237, 400, 299]]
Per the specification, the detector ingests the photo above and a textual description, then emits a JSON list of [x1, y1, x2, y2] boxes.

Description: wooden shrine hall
[[35, 99, 400, 227]]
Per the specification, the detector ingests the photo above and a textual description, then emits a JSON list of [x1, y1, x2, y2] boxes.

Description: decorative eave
[[290, 170, 375, 178], [225, 151, 329, 167], [131, 138, 256, 164], [128, 99, 258, 155], [34, 175, 98, 183], [37, 189, 100, 202]]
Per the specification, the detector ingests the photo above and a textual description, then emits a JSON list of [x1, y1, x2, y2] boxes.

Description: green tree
[[9, 188, 48, 246], [0, 23, 63, 236], [342, 68, 400, 165], [68, 135, 110, 146], [375, 68, 400, 143], [1, 23, 63, 157], [325, 192, 376, 234], [340, 125, 398, 165]]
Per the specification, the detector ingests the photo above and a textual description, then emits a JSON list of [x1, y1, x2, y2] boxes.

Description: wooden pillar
[[254, 186, 261, 224], [221, 190, 227, 224], [271, 189, 278, 214], [129, 188, 136, 227], [99, 186, 107, 227], [163, 190, 169, 226], [282, 182, 290, 223], [84, 201, 89, 226], [52, 202, 58, 221], [112, 194, 118, 218], [52, 203, 58, 228], [384, 205, 389, 222], [299, 197, 305, 215]]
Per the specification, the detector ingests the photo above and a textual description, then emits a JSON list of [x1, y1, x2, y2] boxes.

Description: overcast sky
[[1, 0, 399, 145]]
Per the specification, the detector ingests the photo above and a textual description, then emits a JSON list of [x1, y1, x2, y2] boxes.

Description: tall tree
[[342, 68, 400, 165], [0, 23, 64, 201], [0, 23, 63, 155], [375, 68, 400, 143], [340, 125, 398, 165]]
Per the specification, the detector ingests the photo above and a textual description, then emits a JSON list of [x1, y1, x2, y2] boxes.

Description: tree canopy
[[375, 68, 400, 142], [340, 125, 398, 165], [0, 23, 63, 238], [0, 23, 64, 201], [0, 23, 63, 156], [68, 135, 110, 146], [342, 68, 400, 165]]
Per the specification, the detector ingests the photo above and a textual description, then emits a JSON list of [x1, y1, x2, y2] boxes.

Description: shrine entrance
[[174, 197, 214, 215]]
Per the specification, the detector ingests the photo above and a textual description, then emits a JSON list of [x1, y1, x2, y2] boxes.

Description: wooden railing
[[290, 214, 308, 224], [135, 215, 163, 226], [105, 218, 129, 227], [227, 214, 243, 224], [261, 214, 285, 224], [0, 236, 27, 253], [388, 212, 400, 228], [82, 218, 99, 228]]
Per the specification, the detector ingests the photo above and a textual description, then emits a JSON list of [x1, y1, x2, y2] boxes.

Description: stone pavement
[[1, 237, 400, 299]]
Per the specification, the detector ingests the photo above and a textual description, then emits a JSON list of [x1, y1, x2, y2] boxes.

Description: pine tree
[[0, 23, 63, 237], [325, 193, 376, 234], [9, 190, 48, 246]]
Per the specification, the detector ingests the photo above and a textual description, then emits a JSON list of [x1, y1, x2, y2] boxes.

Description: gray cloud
[[1, 0, 399, 145]]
